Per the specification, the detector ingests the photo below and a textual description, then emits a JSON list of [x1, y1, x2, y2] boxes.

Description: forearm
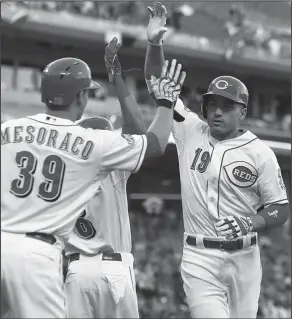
[[144, 106, 173, 160], [250, 203, 290, 232], [144, 43, 165, 82], [113, 75, 146, 135]]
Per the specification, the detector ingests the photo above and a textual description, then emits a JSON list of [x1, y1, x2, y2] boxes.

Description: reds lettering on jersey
[[1, 114, 147, 243], [172, 99, 288, 237], [66, 170, 132, 255]]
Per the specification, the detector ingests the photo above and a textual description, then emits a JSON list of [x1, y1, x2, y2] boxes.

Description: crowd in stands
[[224, 5, 290, 60], [129, 204, 291, 318], [1, 63, 291, 133], [17, 1, 290, 61], [21, 1, 149, 25]]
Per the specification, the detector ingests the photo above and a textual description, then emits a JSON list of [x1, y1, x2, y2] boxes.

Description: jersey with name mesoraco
[[1, 114, 147, 243], [173, 99, 288, 237]]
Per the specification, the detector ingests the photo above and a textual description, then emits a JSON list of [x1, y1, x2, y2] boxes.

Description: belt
[[186, 235, 257, 251], [69, 252, 122, 263], [26, 232, 56, 245]]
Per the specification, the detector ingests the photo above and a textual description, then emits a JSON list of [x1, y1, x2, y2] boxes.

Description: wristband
[[156, 99, 174, 109], [148, 39, 163, 47], [107, 68, 122, 83]]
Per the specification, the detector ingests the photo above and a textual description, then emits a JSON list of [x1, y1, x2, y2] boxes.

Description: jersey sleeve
[[113, 169, 131, 183], [111, 169, 131, 193], [99, 131, 147, 173], [257, 153, 289, 207], [172, 98, 207, 155]]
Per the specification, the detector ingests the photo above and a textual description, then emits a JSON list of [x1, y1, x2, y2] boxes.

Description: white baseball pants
[[181, 234, 262, 318], [65, 252, 139, 318], [1, 232, 66, 318]]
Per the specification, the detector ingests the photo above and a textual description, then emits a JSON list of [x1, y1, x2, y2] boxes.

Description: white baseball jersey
[[65, 169, 132, 255], [173, 99, 288, 237], [1, 114, 147, 243]]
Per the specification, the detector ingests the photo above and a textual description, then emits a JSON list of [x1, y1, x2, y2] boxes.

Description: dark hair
[[45, 91, 83, 110], [45, 104, 70, 111]]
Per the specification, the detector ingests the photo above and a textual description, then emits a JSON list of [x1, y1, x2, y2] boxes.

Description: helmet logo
[[215, 80, 229, 90], [60, 72, 70, 80]]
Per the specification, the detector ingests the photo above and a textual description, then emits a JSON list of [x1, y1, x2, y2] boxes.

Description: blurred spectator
[[224, 5, 248, 60], [282, 114, 291, 132], [167, 4, 194, 30], [223, 4, 289, 60], [1, 2, 29, 25], [30, 68, 41, 92], [142, 196, 164, 215], [91, 82, 108, 101], [13, 1, 290, 62], [262, 100, 280, 124]]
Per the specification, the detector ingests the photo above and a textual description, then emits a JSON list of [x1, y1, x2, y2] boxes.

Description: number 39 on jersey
[[10, 151, 66, 202]]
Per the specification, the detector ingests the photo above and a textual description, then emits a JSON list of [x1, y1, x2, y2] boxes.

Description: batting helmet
[[78, 116, 114, 131], [41, 57, 100, 107], [201, 76, 249, 119]]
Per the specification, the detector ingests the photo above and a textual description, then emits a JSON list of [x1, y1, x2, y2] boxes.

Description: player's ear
[[75, 91, 82, 106], [76, 90, 88, 107], [240, 105, 247, 120]]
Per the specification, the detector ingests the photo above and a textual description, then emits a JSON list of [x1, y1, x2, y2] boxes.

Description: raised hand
[[147, 1, 168, 46], [149, 59, 186, 106], [104, 37, 122, 82]]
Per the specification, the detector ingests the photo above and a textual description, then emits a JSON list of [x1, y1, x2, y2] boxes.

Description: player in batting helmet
[[201, 76, 248, 119], [200, 76, 249, 140], [41, 57, 100, 120]]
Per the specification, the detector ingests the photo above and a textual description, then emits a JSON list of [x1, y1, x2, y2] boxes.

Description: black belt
[[69, 252, 122, 263], [186, 235, 257, 251], [26, 232, 56, 245]]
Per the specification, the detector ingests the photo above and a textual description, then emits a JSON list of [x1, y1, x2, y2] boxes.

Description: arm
[[216, 156, 290, 239], [250, 158, 290, 232], [144, 106, 174, 159], [98, 60, 185, 174], [216, 202, 290, 240], [145, 44, 165, 83], [144, 59, 186, 160], [249, 203, 289, 232], [105, 38, 146, 135], [144, 2, 167, 87], [114, 76, 146, 135], [145, 1, 186, 123]]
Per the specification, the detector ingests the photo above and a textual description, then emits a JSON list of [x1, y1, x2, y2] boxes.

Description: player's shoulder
[[1, 117, 26, 128], [174, 98, 208, 130], [85, 128, 123, 143], [248, 131, 278, 160], [251, 133, 275, 154]]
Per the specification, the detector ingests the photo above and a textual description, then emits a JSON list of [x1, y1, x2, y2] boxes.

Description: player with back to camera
[[144, 2, 290, 318], [65, 38, 145, 318], [1, 35, 186, 318]]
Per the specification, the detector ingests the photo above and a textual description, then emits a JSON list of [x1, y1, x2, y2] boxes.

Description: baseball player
[[64, 39, 145, 318], [1, 36, 186, 318], [144, 2, 289, 318]]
